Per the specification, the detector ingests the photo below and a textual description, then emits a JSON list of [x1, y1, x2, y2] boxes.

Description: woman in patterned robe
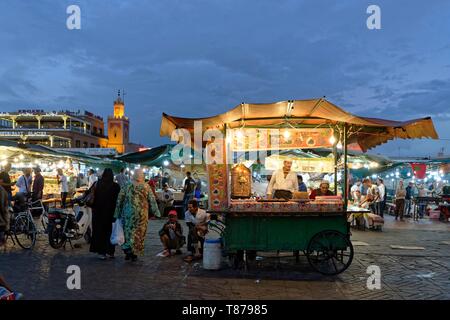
[[114, 169, 160, 261]]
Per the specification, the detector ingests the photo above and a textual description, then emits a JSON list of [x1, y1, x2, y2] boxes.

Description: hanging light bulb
[[283, 130, 290, 139], [19, 154, 24, 160], [329, 136, 336, 145], [336, 141, 343, 149], [236, 130, 244, 139], [163, 160, 170, 167]]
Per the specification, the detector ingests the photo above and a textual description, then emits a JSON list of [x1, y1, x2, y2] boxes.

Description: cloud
[[0, 0, 449, 155]]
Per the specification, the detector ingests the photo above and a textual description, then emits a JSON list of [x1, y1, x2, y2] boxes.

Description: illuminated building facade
[[0, 92, 142, 154]]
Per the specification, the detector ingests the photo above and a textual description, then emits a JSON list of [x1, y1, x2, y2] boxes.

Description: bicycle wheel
[[14, 214, 37, 249]]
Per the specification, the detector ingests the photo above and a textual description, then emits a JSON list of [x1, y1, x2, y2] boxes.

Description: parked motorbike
[[47, 196, 92, 249]]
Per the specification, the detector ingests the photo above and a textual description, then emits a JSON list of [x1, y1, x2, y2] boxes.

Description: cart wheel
[[306, 230, 354, 276]]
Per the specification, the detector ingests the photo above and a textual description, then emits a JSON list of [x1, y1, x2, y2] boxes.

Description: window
[[75, 140, 80, 148], [83, 142, 88, 148], [90, 143, 95, 148]]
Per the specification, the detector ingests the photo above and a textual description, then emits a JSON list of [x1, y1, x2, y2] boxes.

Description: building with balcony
[[0, 93, 143, 154]]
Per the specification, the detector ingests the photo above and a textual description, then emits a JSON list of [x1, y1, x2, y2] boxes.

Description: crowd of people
[[0, 162, 209, 261], [89, 168, 209, 262], [351, 178, 387, 217], [350, 178, 439, 220]]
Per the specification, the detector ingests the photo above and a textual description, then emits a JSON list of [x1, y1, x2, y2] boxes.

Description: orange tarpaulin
[[160, 98, 438, 152]]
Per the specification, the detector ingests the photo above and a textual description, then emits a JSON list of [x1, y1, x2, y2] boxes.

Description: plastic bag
[[110, 219, 125, 246]]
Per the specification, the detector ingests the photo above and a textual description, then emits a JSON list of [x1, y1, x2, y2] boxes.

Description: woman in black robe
[[90, 168, 121, 260]]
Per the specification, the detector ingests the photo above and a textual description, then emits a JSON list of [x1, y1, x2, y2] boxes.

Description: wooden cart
[[212, 209, 353, 275]]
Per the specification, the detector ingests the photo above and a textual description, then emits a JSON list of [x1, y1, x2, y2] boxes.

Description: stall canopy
[[0, 138, 124, 171], [116, 144, 174, 167], [160, 98, 438, 151]]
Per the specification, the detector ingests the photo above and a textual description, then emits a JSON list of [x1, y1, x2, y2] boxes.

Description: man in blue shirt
[[298, 175, 307, 192]]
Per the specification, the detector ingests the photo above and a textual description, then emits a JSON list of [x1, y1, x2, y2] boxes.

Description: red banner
[[410, 163, 427, 179]]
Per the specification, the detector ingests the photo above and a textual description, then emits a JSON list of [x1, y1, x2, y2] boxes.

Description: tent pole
[[333, 131, 338, 195], [343, 123, 349, 209]]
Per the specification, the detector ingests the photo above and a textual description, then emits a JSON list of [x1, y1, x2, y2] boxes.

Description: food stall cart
[[160, 98, 438, 275]]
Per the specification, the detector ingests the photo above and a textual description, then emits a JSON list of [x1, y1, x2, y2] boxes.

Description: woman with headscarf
[[114, 169, 161, 261], [90, 168, 121, 260]]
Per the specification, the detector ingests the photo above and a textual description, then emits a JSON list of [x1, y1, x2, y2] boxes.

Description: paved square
[[1, 215, 449, 300]]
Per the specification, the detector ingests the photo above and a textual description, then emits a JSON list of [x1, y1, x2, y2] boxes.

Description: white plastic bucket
[[203, 238, 222, 270]]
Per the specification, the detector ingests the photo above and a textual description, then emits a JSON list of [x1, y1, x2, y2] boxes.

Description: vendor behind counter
[[309, 180, 334, 200]]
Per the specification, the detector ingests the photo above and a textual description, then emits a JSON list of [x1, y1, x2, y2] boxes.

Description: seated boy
[[159, 210, 185, 257]]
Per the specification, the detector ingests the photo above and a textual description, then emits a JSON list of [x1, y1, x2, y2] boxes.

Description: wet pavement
[[1, 215, 449, 300]]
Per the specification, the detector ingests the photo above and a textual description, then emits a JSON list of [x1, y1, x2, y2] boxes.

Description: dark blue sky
[[0, 0, 449, 156]]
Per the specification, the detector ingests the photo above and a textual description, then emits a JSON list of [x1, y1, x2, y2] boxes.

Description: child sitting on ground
[[159, 210, 185, 257]]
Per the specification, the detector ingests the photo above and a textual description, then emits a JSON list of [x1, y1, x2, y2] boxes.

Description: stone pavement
[[0, 215, 449, 300]]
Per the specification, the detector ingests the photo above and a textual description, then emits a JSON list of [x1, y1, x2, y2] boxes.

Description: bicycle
[[5, 198, 48, 250]]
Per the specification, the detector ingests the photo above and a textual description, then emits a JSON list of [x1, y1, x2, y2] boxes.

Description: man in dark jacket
[[404, 182, 414, 216], [32, 167, 45, 202], [0, 186, 10, 246]]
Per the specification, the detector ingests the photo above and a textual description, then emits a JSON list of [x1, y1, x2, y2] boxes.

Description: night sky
[[0, 0, 449, 156]]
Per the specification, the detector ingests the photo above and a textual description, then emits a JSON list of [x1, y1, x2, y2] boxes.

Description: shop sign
[[0, 130, 49, 136], [265, 156, 334, 173], [229, 128, 334, 151]]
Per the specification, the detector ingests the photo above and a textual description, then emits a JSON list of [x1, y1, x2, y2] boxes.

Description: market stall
[[117, 144, 209, 211], [0, 139, 123, 204], [160, 98, 438, 274]]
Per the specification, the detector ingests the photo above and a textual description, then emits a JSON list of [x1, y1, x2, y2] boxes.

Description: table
[[347, 206, 383, 230]]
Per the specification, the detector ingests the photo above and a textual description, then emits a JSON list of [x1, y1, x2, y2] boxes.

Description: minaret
[[113, 90, 125, 118], [107, 90, 130, 154]]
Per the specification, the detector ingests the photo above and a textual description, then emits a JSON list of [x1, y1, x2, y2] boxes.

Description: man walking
[[115, 168, 129, 189], [404, 182, 414, 217], [182, 172, 196, 214], [57, 169, 69, 209], [16, 168, 32, 199], [0, 185, 9, 247], [32, 167, 44, 203], [0, 163, 14, 205], [376, 178, 386, 217]]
